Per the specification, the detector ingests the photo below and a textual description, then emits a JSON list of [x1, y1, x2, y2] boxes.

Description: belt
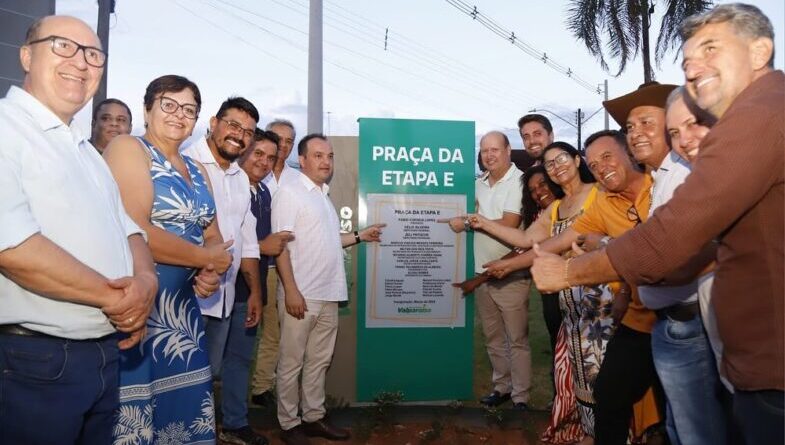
[[655, 301, 700, 322], [0, 324, 52, 338], [0, 324, 112, 342]]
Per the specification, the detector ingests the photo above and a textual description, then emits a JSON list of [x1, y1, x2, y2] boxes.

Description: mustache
[[224, 136, 245, 150]]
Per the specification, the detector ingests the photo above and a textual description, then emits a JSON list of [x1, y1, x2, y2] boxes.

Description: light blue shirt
[[0, 86, 143, 339], [638, 151, 699, 310]]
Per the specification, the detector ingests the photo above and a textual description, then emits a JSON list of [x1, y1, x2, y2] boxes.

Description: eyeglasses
[[220, 118, 255, 139], [27, 35, 107, 68], [159, 96, 198, 120], [543, 152, 572, 171], [626, 205, 642, 226]]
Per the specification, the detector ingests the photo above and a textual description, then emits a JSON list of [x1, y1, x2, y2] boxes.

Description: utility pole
[[95, 0, 114, 106], [307, 0, 323, 134], [575, 108, 583, 151]]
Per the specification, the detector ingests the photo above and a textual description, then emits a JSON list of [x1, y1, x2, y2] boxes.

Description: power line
[[271, 0, 549, 105], [191, 0, 509, 128], [170, 0, 420, 118], [212, 0, 529, 116], [444, 0, 603, 95]]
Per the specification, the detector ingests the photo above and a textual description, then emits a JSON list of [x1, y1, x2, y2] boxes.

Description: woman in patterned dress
[[470, 142, 610, 445], [103, 75, 233, 445]]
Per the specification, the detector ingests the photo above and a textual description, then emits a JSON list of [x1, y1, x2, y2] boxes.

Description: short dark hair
[[92, 98, 132, 123], [517, 114, 553, 134], [144, 75, 201, 114], [254, 128, 280, 149], [584, 129, 627, 151], [216, 97, 259, 123], [541, 141, 596, 184], [298, 133, 328, 156]]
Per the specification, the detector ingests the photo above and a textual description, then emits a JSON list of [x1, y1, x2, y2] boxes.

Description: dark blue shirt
[[235, 182, 272, 304]]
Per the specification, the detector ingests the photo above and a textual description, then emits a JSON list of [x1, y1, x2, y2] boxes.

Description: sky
[[57, 0, 784, 159]]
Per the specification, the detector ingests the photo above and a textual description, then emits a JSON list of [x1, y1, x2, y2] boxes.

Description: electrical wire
[[445, 0, 603, 95]]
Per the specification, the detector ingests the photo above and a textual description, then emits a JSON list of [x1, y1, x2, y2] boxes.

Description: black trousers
[[594, 324, 662, 445], [540, 291, 562, 393]]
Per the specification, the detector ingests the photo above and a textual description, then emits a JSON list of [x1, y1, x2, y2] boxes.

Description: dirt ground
[[223, 405, 550, 445]]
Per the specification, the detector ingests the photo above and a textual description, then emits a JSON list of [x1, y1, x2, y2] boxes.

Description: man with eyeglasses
[[0, 16, 157, 443], [184, 97, 268, 445], [485, 129, 664, 443], [89, 97, 132, 153]]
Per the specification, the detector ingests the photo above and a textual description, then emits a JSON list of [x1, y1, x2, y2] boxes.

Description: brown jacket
[[607, 70, 784, 391]]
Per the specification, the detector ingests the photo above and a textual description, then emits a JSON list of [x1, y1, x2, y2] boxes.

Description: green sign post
[[356, 118, 475, 401]]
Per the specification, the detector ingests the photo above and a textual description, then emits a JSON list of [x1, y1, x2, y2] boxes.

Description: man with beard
[[89, 97, 132, 153], [184, 97, 266, 445], [516, 114, 561, 405], [531, 4, 782, 443], [517, 113, 555, 166]]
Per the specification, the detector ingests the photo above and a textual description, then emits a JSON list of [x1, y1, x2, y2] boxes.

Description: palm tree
[[566, 0, 712, 82]]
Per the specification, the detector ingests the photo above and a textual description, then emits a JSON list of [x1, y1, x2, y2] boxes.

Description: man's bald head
[[20, 15, 103, 123]]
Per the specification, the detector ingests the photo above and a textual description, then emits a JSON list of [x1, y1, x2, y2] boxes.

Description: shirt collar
[[5, 86, 87, 143], [606, 171, 653, 204], [481, 163, 519, 186], [299, 172, 329, 194], [190, 135, 241, 174]]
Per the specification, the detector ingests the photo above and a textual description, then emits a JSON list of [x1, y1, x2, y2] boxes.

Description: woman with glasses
[[471, 142, 613, 445], [103, 75, 232, 444]]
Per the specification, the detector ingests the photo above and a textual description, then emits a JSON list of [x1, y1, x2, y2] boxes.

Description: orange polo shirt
[[571, 174, 656, 334]]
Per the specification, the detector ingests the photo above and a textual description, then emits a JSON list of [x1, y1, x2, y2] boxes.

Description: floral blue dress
[[113, 138, 216, 445]]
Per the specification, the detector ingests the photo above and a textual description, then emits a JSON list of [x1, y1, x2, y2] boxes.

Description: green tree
[[566, 0, 712, 82]]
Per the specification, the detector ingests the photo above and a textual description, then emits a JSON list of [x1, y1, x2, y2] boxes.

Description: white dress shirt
[[272, 174, 347, 302], [183, 137, 260, 318], [262, 162, 302, 197], [0, 86, 142, 339], [473, 164, 523, 274], [638, 151, 698, 309]]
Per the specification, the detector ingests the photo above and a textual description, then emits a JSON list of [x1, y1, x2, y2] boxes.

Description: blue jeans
[[0, 333, 118, 444], [734, 389, 784, 445], [204, 313, 232, 377], [221, 302, 259, 429], [651, 315, 727, 445]]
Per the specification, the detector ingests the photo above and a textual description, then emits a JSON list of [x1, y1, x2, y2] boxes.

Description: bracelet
[[463, 218, 473, 232], [354, 230, 361, 244], [564, 257, 574, 288]]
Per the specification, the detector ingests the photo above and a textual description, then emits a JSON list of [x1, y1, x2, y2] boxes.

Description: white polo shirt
[[474, 164, 523, 273], [272, 173, 347, 302], [0, 86, 142, 339], [183, 137, 260, 318]]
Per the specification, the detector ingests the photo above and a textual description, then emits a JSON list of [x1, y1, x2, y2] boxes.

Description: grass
[[472, 286, 554, 410]]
